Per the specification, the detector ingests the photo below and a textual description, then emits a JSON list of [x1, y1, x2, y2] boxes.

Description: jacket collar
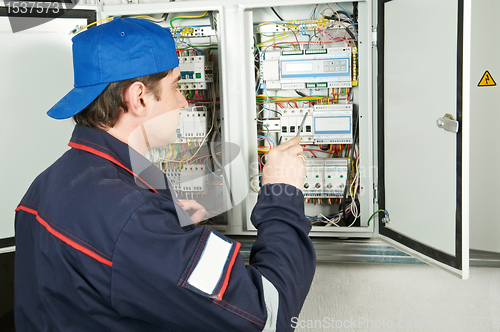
[[68, 125, 169, 194]]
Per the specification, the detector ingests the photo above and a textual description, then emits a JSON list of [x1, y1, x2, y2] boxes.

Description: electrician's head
[[46, 17, 183, 131]]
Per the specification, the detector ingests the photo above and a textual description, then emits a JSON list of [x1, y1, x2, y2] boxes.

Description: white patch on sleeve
[[261, 275, 279, 332], [187, 232, 232, 295]]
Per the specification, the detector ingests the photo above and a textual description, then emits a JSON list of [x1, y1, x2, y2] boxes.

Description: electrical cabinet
[[99, 0, 474, 278], [1, 0, 499, 279]]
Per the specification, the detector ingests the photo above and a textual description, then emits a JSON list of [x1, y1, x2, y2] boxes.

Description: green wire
[[170, 12, 208, 30], [176, 44, 218, 50], [367, 209, 389, 226]]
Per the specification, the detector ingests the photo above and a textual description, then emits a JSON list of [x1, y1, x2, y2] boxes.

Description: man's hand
[[261, 136, 306, 190], [178, 200, 208, 225]]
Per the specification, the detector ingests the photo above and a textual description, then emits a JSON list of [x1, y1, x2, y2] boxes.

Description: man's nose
[[178, 91, 188, 108]]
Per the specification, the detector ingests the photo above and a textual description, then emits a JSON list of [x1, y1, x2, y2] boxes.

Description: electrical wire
[[307, 201, 356, 227], [271, 7, 284, 21], [72, 14, 169, 35], [129, 14, 168, 23], [206, 155, 222, 179], [340, 107, 359, 225], [257, 136, 275, 148], [335, 3, 358, 46], [367, 210, 390, 226], [250, 173, 261, 192], [170, 11, 208, 30], [72, 16, 114, 34]]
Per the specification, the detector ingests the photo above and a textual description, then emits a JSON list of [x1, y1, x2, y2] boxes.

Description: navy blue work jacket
[[14, 125, 316, 331]]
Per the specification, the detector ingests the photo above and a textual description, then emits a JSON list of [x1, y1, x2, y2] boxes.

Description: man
[[14, 17, 316, 331]]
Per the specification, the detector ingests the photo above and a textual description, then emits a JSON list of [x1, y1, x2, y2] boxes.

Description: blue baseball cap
[[47, 17, 179, 119]]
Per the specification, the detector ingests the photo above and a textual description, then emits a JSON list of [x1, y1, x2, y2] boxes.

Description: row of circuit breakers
[[165, 158, 349, 198]]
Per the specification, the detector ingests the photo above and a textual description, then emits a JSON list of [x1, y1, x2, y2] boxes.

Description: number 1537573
[[6, 1, 60, 15]]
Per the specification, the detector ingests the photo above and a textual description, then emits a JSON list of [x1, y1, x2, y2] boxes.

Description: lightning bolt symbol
[[486, 74, 490, 84]]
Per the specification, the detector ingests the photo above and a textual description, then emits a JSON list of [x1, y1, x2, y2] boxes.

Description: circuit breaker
[[178, 56, 214, 90]]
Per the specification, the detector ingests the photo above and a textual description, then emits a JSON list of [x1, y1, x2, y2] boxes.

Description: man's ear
[[122, 81, 149, 117]]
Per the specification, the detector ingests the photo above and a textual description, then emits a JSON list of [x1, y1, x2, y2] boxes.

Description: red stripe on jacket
[[15, 205, 113, 267]]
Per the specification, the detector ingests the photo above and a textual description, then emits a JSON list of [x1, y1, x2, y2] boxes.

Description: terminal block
[[303, 158, 348, 198]]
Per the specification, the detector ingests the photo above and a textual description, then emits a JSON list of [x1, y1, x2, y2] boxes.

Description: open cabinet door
[[377, 0, 470, 278]]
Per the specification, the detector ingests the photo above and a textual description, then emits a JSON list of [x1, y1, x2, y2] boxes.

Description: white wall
[[295, 263, 500, 332]]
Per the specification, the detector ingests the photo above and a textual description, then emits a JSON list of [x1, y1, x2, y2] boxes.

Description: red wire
[[307, 150, 317, 158], [260, 153, 268, 166], [258, 136, 274, 148], [180, 48, 198, 55], [303, 148, 335, 156]]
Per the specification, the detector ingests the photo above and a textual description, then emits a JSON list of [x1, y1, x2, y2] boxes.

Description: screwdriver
[[295, 111, 309, 138]]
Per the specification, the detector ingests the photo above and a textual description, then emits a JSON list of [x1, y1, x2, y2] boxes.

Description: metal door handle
[[436, 114, 459, 133]]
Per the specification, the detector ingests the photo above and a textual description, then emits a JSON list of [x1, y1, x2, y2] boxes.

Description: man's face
[[144, 67, 188, 147]]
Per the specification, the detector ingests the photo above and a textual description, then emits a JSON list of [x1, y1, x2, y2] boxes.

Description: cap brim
[[47, 82, 110, 119]]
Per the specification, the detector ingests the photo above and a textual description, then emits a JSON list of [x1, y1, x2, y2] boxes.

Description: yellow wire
[[256, 32, 295, 48], [72, 15, 166, 35], [170, 11, 208, 30], [72, 16, 115, 35], [130, 15, 165, 22], [251, 174, 261, 192], [256, 22, 287, 35]]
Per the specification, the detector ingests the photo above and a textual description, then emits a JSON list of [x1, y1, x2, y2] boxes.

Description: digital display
[[284, 62, 313, 72], [315, 116, 351, 133]]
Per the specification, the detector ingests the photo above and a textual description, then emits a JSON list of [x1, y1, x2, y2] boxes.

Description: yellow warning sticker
[[478, 71, 496, 87]]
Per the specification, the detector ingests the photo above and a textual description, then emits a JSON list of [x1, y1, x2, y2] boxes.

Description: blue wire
[[312, 5, 318, 20], [253, 22, 295, 26], [206, 155, 222, 179], [257, 136, 275, 148], [336, 3, 358, 45], [183, 42, 202, 54], [261, 124, 270, 137], [256, 83, 272, 123], [301, 24, 311, 45], [211, 191, 223, 211], [176, 31, 202, 53]]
